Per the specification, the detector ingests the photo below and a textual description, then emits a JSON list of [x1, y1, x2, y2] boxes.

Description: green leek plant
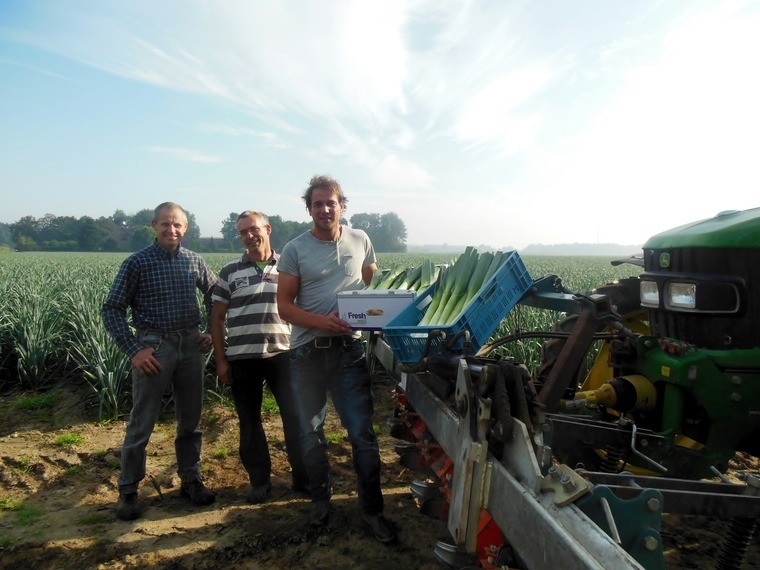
[[419, 248, 511, 327]]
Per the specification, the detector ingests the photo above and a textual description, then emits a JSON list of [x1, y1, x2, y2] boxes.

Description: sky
[[1, 0, 759, 250]]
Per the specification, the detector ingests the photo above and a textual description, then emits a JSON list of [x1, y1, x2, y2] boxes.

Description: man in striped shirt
[[103, 202, 218, 521], [210, 211, 308, 504]]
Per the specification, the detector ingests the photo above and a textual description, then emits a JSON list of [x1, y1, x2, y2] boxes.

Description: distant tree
[[267, 215, 309, 251], [350, 213, 381, 235], [185, 211, 201, 241], [349, 211, 407, 253], [266, 215, 281, 248], [78, 216, 103, 251], [16, 234, 38, 251], [0, 223, 12, 247], [378, 212, 407, 253], [98, 216, 130, 252], [10, 216, 39, 248], [102, 238, 119, 252], [129, 209, 154, 229], [131, 226, 155, 250], [220, 212, 238, 240], [182, 211, 202, 251], [112, 209, 128, 226], [220, 212, 240, 250]]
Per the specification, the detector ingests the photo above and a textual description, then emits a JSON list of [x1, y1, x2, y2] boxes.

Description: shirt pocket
[[342, 254, 356, 277]]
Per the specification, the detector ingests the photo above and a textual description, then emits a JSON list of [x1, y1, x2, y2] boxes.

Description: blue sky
[[1, 0, 758, 249]]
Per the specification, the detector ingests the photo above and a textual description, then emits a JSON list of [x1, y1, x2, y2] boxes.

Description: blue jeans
[[229, 352, 308, 489], [118, 329, 205, 494], [290, 337, 384, 516]]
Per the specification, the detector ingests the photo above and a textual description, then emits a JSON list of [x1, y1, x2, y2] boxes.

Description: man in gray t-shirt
[[277, 175, 397, 544]]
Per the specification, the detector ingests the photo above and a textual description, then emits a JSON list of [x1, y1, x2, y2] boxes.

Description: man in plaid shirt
[[103, 201, 217, 521]]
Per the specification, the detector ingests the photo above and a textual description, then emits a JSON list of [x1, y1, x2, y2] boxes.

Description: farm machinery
[[373, 208, 760, 569]]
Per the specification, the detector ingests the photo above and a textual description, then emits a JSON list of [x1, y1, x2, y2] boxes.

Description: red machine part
[[395, 389, 508, 568]]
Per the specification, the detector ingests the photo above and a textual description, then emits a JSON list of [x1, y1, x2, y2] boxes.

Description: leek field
[[0, 251, 642, 420]]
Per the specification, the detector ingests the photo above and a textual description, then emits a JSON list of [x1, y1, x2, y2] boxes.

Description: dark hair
[[302, 175, 348, 210]]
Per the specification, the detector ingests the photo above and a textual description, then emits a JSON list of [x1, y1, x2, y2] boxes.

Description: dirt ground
[[1, 371, 759, 570]]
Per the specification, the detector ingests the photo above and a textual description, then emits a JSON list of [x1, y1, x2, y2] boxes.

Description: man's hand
[[131, 347, 162, 376], [215, 358, 232, 385], [322, 311, 352, 334], [198, 332, 213, 353]]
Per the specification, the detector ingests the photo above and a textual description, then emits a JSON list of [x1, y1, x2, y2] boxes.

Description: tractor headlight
[[665, 282, 696, 310], [640, 280, 660, 308], [639, 275, 742, 313]]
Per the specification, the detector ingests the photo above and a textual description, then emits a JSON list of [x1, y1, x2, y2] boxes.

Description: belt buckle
[[314, 337, 332, 349]]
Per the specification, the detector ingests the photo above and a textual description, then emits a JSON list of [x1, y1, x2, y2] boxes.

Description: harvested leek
[[367, 259, 441, 292], [420, 248, 510, 326]]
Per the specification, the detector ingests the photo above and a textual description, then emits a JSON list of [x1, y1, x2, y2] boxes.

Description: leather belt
[[139, 326, 198, 337]]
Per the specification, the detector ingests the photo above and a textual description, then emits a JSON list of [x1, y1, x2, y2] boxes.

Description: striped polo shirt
[[212, 252, 290, 359]]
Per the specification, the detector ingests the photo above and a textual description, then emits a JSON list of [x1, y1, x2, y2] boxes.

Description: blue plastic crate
[[382, 251, 532, 363]]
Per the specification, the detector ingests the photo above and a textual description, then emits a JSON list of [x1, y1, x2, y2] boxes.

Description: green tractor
[[386, 208, 760, 569], [536, 208, 760, 480]]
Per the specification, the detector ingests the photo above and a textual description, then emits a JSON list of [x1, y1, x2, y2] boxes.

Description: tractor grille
[[642, 248, 760, 349]]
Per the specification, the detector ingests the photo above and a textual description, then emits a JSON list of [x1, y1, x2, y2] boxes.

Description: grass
[[203, 409, 222, 425], [54, 432, 85, 448], [10, 456, 33, 475], [14, 504, 43, 525], [211, 446, 231, 460], [13, 391, 57, 411], [325, 432, 345, 443], [261, 391, 279, 415], [76, 513, 107, 526], [66, 465, 86, 476], [0, 496, 21, 510]]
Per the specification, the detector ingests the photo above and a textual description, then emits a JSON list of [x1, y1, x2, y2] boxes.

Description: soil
[[1, 372, 759, 570]]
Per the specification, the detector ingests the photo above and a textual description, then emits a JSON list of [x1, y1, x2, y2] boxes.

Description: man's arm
[[210, 301, 231, 384], [102, 259, 164, 375], [197, 259, 218, 330], [277, 271, 352, 335], [362, 263, 378, 287], [102, 259, 143, 358]]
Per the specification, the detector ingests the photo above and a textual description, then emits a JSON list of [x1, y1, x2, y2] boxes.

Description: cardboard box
[[337, 289, 416, 330]]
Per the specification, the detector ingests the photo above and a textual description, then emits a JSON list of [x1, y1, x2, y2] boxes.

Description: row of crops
[[0, 251, 642, 421]]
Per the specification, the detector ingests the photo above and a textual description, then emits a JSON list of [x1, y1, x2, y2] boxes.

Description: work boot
[[246, 482, 272, 504], [180, 479, 216, 506], [362, 513, 397, 544], [310, 499, 331, 526], [115, 492, 142, 521]]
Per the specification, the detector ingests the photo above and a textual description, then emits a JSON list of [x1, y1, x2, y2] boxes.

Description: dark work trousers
[[229, 352, 308, 489]]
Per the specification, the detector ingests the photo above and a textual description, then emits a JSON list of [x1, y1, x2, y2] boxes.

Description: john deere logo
[[659, 252, 670, 269]]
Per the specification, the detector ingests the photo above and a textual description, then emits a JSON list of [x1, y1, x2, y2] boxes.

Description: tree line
[[0, 209, 408, 254]]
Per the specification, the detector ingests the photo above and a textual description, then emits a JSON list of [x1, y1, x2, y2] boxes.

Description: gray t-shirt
[[278, 226, 376, 348]]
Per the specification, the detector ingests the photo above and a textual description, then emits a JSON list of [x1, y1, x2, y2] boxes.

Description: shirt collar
[[240, 250, 279, 265], [151, 239, 184, 259]]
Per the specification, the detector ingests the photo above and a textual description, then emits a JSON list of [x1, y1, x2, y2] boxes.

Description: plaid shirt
[[102, 240, 217, 358]]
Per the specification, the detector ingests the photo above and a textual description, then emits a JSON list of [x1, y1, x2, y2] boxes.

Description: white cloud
[[456, 68, 551, 146], [371, 154, 434, 190]]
